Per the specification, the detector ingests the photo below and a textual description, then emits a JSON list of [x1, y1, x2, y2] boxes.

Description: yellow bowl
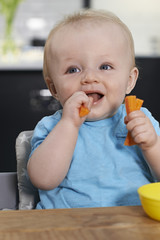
[[138, 182, 160, 221]]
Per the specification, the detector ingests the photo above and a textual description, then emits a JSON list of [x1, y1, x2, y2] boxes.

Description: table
[[0, 206, 160, 240]]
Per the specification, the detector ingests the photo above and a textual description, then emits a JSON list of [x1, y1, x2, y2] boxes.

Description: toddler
[[27, 9, 160, 209]]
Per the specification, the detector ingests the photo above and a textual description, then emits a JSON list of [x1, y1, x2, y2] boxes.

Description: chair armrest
[[0, 172, 18, 210]]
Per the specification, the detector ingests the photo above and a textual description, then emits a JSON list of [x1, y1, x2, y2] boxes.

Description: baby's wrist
[[60, 116, 81, 131]]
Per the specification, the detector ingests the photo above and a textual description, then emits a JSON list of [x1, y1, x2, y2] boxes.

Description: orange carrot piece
[[79, 106, 90, 117], [125, 95, 137, 115], [124, 95, 143, 146], [124, 132, 136, 146], [136, 98, 144, 110]]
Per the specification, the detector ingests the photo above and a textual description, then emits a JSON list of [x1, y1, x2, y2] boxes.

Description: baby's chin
[[85, 114, 109, 122], [86, 109, 118, 122]]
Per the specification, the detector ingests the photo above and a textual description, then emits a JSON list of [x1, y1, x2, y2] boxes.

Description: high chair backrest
[[16, 130, 39, 209]]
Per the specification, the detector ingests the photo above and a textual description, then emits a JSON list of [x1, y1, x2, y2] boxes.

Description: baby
[[27, 9, 160, 209]]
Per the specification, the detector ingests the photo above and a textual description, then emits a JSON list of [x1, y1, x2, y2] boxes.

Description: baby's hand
[[125, 110, 158, 150], [62, 91, 93, 128]]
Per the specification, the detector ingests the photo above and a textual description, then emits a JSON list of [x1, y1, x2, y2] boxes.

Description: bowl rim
[[138, 182, 160, 201]]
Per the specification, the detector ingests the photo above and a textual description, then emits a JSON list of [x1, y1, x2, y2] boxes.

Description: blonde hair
[[43, 9, 135, 82]]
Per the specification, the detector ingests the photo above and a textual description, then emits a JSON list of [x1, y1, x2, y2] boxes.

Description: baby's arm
[[27, 91, 93, 190], [125, 110, 160, 180]]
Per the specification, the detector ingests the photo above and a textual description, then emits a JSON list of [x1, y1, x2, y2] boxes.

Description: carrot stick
[[136, 98, 144, 110], [124, 95, 143, 146], [79, 106, 90, 117], [125, 95, 136, 115]]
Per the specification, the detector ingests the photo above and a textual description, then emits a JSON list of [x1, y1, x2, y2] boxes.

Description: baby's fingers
[[127, 110, 146, 121], [126, 115, 146, 132], [133, 131, 148, 145], [126, 114, 158, 149], [130, 123, 147, 140]]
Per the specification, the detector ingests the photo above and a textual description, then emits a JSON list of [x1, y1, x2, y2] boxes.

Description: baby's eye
[[66, 67, 80, 74], [100, 64, 112, 70]]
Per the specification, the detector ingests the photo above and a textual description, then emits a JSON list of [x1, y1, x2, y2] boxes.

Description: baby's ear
[[45, 77, 59, 100], [126, 67, 139, 94]]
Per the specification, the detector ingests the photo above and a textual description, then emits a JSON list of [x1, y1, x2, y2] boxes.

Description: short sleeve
[[29, 110, 62, 157]]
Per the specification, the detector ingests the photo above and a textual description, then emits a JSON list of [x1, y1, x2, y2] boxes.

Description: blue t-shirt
[[30, 104, 160, 209]]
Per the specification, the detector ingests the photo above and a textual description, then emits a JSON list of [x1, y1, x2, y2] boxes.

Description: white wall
[[91, 0, 160, 56]]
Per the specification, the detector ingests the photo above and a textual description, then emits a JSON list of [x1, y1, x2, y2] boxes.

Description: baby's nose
[[81, 69, 99, 84]]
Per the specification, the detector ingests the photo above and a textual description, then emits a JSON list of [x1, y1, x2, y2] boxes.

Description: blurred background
[[0, 0, 160, 171]]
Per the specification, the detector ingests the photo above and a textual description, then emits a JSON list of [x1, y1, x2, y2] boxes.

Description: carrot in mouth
[[79, 106, 90, 117], [124, 95, 143, 146]]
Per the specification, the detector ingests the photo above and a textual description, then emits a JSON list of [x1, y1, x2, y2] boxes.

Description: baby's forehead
[[52, 19, 124, 35], [49, 20, 128, 49]]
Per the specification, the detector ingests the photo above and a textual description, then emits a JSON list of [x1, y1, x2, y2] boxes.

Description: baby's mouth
[[87, 92, 104, 104]]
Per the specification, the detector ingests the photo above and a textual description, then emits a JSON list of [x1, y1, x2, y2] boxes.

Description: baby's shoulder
[[39, 109, 62, 125], [34, 109, 62, 133]]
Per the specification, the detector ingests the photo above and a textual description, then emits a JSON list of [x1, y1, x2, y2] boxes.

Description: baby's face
[[47, 22, 138, 120]]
